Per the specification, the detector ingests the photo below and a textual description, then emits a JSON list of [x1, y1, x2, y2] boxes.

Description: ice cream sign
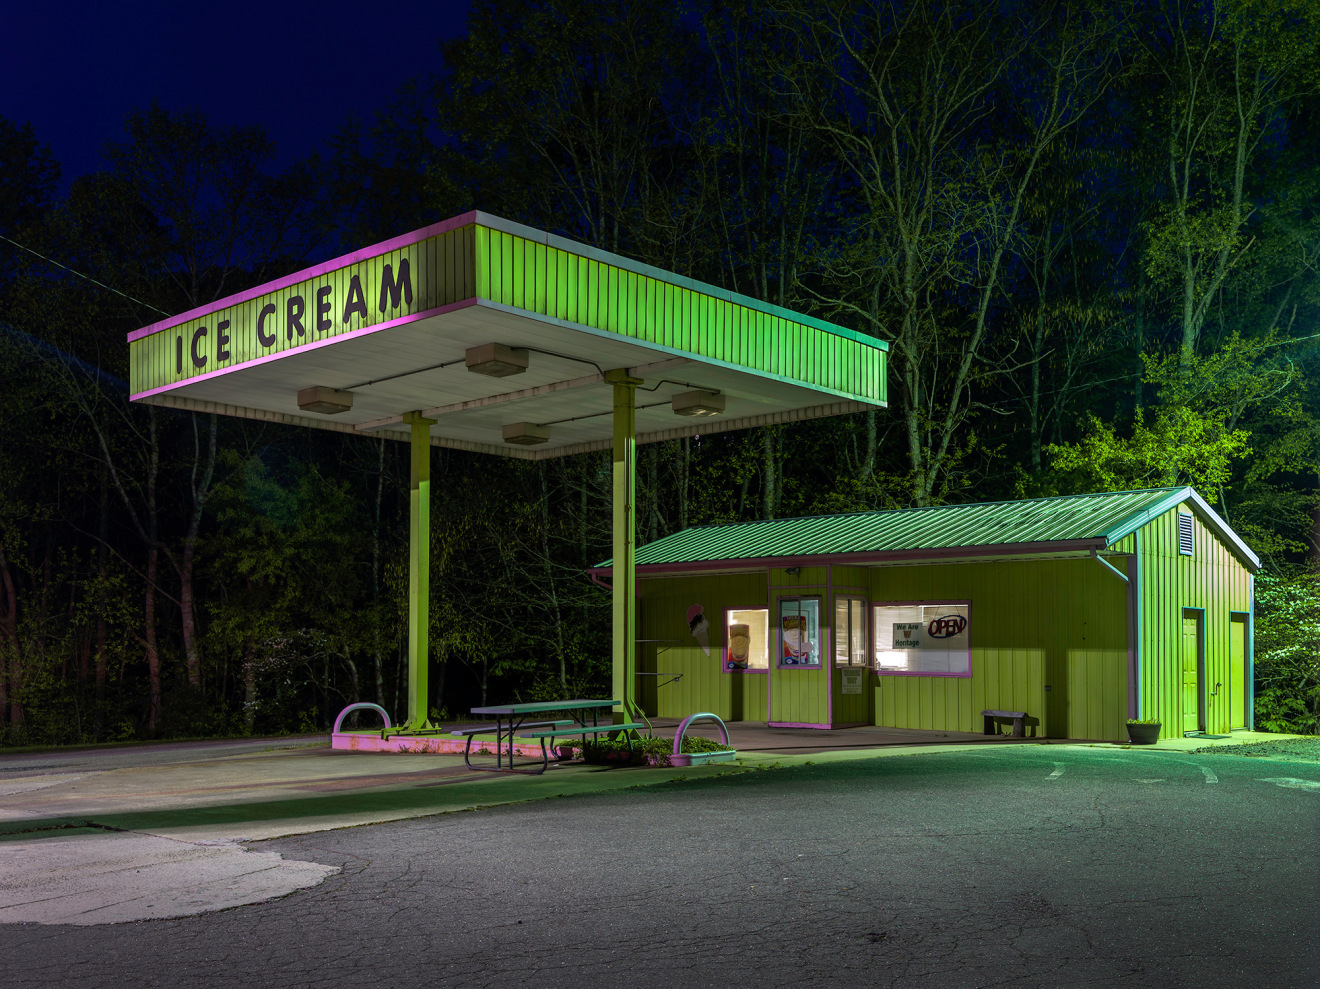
[[687, 604, 711, 656]]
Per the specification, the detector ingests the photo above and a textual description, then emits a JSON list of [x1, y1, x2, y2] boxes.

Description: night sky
[[4, 0, 473, 188]]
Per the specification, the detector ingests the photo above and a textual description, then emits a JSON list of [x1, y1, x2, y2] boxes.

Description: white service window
[[834, 597, 869, 666], [873, 603, 971, 676], [726, 608, 769, 670]]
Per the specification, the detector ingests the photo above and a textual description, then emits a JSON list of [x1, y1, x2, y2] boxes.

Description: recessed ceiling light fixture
[[466, 343, 529, 377], [502, 422, 550, 446], [297, 386, 354, 415], [671, 389, 725, 417]]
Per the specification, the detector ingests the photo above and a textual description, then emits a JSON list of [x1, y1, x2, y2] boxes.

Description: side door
[[1228, 614, 1248, 730], [831, 595, 871, 727], [1182, 610, 1204, 734]]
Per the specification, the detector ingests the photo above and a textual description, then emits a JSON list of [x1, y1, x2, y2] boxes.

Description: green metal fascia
[[474, 299, 882, 408], [472, 225, 887, 407], [475, 212, 888, 351]]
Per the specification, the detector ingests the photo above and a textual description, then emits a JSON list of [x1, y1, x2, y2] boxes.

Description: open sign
[[927, 614, 967, 639]]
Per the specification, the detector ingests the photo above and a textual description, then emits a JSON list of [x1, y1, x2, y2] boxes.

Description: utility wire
[[0, 232, 171, 317]]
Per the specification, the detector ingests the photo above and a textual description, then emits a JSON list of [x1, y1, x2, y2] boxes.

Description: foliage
[[1253, 565, 1320, 735], [568, 731, 734, 766]]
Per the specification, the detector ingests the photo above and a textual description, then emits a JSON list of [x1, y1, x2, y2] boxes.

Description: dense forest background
[[1, 0, 1318, 744]]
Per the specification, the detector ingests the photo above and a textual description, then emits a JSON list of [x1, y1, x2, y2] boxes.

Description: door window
[[834, 597, 868, 666], [778, 598, 821, 667]]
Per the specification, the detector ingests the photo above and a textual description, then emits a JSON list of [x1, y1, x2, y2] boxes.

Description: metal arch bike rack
[[670, 712, 737, 767], [333, 702, 393, 735]]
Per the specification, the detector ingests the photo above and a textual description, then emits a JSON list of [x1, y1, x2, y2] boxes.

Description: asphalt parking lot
[[1, 740, 1317, 988]]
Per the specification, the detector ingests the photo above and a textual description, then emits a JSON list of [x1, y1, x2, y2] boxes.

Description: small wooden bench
[[451, 721, 571, 770], [520, 722, 647, 768], [982, 709, 1030, 737]]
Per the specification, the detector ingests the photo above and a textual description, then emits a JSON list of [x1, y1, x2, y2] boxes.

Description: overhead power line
[[0, 232, 171, 317]]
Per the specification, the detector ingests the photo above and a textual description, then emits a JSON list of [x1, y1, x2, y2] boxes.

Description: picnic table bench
[[520, 722, 647, 770], [457, 700, 632, 774], [450, 721, 571, 770]]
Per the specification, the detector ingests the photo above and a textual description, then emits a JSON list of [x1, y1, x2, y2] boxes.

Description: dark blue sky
[[3, 0, 473, 189]]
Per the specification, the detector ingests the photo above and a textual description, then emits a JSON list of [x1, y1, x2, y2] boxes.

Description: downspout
[[1128, 535, 1141, 721], [1092, 547, 1138, 723]]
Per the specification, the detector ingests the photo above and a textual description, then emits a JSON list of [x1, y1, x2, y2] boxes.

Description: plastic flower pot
[[1126, 722, 1161, 745]]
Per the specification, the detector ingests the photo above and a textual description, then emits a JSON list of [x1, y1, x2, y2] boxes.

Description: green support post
[[606, 370, 642, 724], [404, 412, 436, 731]]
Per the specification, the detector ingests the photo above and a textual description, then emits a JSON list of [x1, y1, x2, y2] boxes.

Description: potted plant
[[1126, 718, 1162, 744]]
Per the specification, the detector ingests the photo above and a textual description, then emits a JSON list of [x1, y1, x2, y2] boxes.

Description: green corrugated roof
[[596, 487, 1259, 570]]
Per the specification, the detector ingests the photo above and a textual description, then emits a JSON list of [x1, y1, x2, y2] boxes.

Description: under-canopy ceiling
[[128, 211, 887, 458]]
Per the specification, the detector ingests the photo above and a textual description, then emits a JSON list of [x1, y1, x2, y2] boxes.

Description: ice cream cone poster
[[727, 623, 751, 670], [687, 603, 711, 656]]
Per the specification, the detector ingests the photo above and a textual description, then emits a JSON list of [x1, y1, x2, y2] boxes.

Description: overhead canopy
[[128, 211, 887, 458]]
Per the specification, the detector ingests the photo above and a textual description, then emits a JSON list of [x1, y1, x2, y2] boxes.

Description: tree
[[772, 0, 1121, 506], [1139, 0, 1320, 360]]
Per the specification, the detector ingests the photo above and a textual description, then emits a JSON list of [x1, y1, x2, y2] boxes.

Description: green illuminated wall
[[1111, 507, 1253, 737]]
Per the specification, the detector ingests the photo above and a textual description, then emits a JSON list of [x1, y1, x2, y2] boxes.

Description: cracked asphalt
[[1, 743, 1317, 988]]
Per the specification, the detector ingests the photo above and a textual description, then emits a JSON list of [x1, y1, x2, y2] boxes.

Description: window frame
[[776, 595, 824, 669], [871, 599, 973, 678], [723, 605, 770, 674], [833, 594, 870, 668]]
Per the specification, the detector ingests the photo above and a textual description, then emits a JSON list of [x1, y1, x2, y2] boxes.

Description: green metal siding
[[1135, 508, 1253, 738], [474, 226, 887, 406], [637, 572, 768, 721], [869, 558, 1127, 740]]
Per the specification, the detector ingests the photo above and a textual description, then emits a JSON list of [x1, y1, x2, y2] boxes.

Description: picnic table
[[453, 699, 642, 774]]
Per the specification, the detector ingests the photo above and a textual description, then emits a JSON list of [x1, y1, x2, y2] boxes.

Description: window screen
[[873, 603, 971, 676], [1178, 514, 1194, 555]]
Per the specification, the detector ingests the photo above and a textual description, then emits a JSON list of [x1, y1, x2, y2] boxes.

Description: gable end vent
[[1178, 514, 1194, 555]]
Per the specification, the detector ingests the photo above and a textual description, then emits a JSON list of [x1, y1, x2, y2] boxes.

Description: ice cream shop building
[[594, 486, 1258, 742]]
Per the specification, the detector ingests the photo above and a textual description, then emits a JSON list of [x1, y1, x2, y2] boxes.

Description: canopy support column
[[404, 411, 436, 731], [606, 370, 642, 724]]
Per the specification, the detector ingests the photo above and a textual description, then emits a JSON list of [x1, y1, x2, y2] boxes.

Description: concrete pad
[[0, 831, 338, 926]]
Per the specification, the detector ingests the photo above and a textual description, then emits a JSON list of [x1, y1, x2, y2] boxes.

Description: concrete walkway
[[0, 725, 1301, 926]]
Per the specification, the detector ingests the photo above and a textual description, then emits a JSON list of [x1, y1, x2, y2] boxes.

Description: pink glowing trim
[[127, 211, 481, 342], [589, 540, 1106, 577], [767, 722, 831, 730], [129, 298, 479, 401]]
